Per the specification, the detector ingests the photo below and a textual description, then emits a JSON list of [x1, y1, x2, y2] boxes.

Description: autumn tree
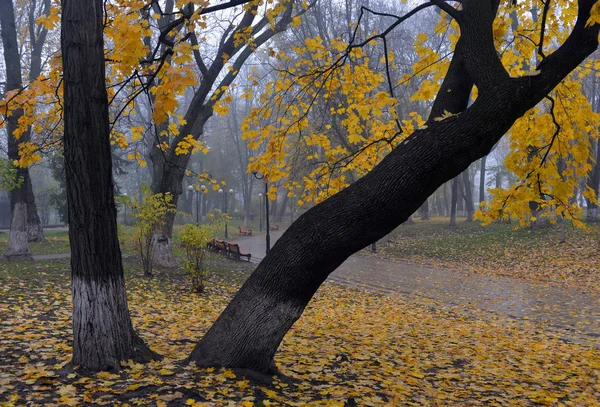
[[187, 0, 600, 372], [0, 0, 49, 260], [138, 0, 309, 267], [61, 0, 157, 371]]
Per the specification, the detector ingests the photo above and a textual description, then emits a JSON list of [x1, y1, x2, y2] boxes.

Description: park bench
[[206, 239, 217, 251], [269, 224, 279, 231], [239, 225, 253, 236], [228, 243, 251, 262], [215, 240, 229, 254]]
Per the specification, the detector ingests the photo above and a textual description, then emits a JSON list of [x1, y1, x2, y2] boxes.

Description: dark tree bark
[[61, 0, 157, 372], [188, 0, 599, 373], [0, 0, 35, 258], [479, 156, 487, 204]]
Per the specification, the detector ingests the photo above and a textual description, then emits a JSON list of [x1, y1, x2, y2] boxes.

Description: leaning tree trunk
[[187, 0, 599, 373], [62, 0, 157, 372]]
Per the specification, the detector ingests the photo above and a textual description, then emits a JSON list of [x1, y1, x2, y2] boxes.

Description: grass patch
[[375, 217, 600, 289]]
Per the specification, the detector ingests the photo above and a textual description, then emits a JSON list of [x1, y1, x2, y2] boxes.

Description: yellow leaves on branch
[[477, 78, 600, 228], [242, 35, 401, 206], [175, 135, 209, 156], [151, 63, 197, 124], [586, 0, 600, 27]]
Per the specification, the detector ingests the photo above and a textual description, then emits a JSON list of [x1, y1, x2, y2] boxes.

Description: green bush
[[179, 224, 214, 293]]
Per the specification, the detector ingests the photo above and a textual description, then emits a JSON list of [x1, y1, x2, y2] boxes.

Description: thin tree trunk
[[449, 177, 459, 227], [457, 176, 464, 215], [62, 0, 157, 372], [462, 169, 474, 221], [0, 0, 40, 254], [276, 193, 289, 223], [479, 156, 487, 204], [420, 198, 430, 220], [443, 181, 450, 216]]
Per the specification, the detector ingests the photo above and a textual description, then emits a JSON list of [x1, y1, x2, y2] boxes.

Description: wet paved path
[[233, 230, 600, 345]]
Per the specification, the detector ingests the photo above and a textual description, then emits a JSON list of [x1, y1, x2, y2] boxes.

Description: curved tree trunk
[[188, 0, 599, 372], [62, 0, 157, 372]]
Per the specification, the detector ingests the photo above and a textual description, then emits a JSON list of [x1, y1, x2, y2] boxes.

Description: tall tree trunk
[[462, 168, 474, 222], [24, 0, 51, 242], [0, 0, 38, 256], [585, 139, 600, 221], [449, 177, 459, 227], [435, 188, 444, 216], [586, 75, 599, 221], [62, 0, 157, 372], [479, 156, 487, 204], [276, 194, 289, 223], [419, 198, 430, 220], [456, 175, 464, 215], [443, 181, 450, 216]]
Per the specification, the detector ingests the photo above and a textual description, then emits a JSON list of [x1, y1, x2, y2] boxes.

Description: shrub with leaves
[[179, 224, 214, 293], [129, 186, 177, 277]]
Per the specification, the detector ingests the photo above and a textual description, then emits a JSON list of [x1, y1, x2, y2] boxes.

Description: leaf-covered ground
[[1, 259, 600, 406], [372, 218, 600, 291], [0, 230, 70, 256]]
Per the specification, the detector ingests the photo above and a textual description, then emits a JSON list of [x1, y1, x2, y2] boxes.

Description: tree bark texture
[[4, 202, 32, 260], [0, 0, 44, 248], [188, 0, 599, 373], [61, 0, 156, 372]]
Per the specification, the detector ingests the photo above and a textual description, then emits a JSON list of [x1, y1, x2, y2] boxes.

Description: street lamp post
[[258, 193, 263, 231], [252, 172, 270, 255], [123, 192, 127, 225], [199, 185, 206, 222], [188, 185, 206, 224]]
